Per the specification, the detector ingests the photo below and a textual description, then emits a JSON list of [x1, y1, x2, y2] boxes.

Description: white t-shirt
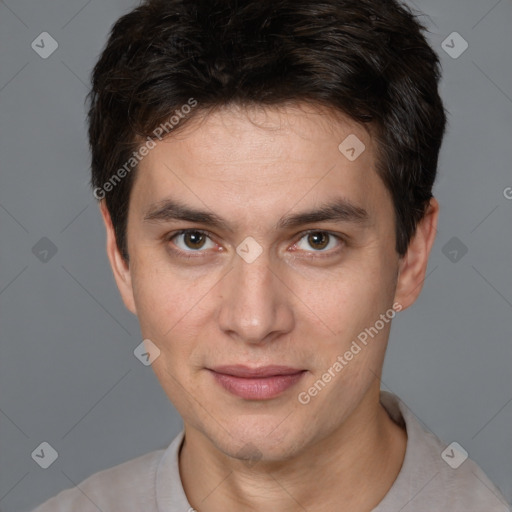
[[30, 391, 511, 511]]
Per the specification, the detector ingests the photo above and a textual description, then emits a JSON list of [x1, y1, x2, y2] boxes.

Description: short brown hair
[[88, 0, 447, 260]]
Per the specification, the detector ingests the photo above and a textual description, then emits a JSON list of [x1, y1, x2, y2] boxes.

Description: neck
[[179, 388, 407, 512]]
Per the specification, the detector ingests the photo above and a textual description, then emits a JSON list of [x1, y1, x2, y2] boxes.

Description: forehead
[[130, 103, 390, 230]]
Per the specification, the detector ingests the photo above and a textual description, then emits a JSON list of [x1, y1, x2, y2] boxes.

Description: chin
[[204, 416, 313, 464]]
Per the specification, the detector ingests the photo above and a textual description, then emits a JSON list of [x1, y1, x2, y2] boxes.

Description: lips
[[210, 365, 304, 378], [208, 365, 306, 400]]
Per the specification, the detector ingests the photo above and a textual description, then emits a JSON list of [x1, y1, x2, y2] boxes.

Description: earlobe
[[394, 197, 439, 310], [99, 201, 137, 315]]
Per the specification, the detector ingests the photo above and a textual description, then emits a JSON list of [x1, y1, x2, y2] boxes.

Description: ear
[[394, 197, 439, 310], [99, 201, 137, 315]]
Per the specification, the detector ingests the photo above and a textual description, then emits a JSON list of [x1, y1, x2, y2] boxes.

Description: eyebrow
[[143, 197, 369, 231]]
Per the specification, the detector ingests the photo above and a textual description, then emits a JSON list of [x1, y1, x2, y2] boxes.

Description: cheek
[[131, 267, 171, 336], [130, 255, 218, 359], [292, 253, 399, 406], [296, 257, 396, 342]]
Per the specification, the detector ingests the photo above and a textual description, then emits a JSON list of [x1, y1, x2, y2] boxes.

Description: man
[[32, 0, 510, 510]]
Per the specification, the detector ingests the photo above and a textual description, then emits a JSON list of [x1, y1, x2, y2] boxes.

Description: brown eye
[[307, 232, 329, 250], [294, 231, 342, 254], [170, 230, 216, 252], [183, 231, 207, 249]]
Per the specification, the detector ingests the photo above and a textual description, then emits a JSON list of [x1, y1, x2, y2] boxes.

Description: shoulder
[[419, 429, 510, 511], [30, 448, 165, 512], [377, 392, 511, 512]]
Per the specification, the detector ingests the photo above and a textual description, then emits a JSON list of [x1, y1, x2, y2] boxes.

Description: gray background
[[0, 0, 511, 510]]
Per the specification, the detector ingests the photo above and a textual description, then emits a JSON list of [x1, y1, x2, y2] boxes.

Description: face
[[102, 103, 437, 462]]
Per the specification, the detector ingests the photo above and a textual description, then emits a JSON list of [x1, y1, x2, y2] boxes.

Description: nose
[[217, 248, 294, 345]]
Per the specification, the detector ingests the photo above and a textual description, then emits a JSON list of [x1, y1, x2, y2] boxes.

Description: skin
[[100, 103, 438, 512]]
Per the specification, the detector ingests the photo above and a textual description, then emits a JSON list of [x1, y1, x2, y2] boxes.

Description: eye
[[293, 231, 343, 253], [166, 229, 344, 259], [169, 229, 217, 252]]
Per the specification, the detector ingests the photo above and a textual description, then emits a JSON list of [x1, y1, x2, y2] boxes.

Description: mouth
[[208, 365, 307, 400]]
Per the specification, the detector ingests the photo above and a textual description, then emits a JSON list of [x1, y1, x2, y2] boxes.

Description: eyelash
[[165, 229, 345, 260]]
